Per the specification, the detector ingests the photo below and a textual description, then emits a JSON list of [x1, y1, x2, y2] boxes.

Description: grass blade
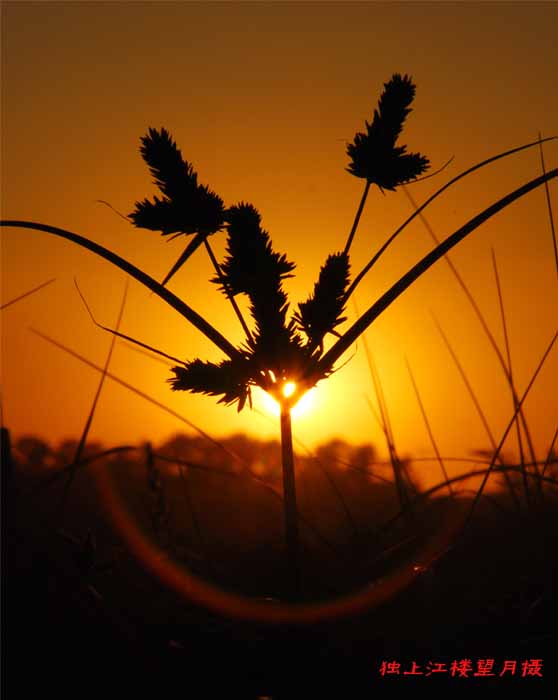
[[58, 282, 129, 517], [0, 220, 241, 360], [29, 327, 242, 463], [537, 132, 558, 279], [314, 169, 558, 384], [405, 357, 453, 496], [464, 328, 558, 528], [1, 278, 56, 310], [345, 136, 557, 300]]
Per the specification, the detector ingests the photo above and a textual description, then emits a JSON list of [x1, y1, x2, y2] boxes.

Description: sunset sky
[[2, 1, 557, 482]]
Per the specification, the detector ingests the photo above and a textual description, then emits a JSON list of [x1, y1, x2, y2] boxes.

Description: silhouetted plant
[[2, 73, 557, 601]]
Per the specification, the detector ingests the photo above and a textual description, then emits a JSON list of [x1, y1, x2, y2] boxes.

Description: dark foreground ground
[[3, 433, 557, 696]]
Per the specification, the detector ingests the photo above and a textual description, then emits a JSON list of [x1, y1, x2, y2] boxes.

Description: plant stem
[[344, 180, 371, 255], [203, 239, 254, 344], [280, 400, 301, 600]]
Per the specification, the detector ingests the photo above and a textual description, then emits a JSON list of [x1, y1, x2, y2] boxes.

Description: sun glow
[[257, 383, 316, 418]]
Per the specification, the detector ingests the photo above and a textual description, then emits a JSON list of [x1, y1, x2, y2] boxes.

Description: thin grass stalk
[[375, 465, 558, 542], [541, 428, 558, 478], [280, 401, 301, 600], [344, 137, 557, 302], [344, 180, 371, 254], [0, 220, 241, 360], [464, 328, 558, 528], [58, 283, 128, 519], [203, 238, 254, 344], [0, 278, 56, 311], [432, 315, 520, 509], [354, 298, 411, 514], [405, 357, 454, 496], [30, 327, 243, 463], [537, 133, 558, 279], [402, 186, 539, 475], [491, 248, 534, 504], [1, 427, 13, 532]]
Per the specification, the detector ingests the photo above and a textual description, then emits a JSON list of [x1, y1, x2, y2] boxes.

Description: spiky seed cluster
[[169, 358, 254, 412], [129, 127, 226, 236], [346, 73, 430, 190], [294, 252, 351, 352], [131, 74, 430, 410]]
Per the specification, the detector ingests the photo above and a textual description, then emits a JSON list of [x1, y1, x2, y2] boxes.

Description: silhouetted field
[[3, 430, 557, 696]]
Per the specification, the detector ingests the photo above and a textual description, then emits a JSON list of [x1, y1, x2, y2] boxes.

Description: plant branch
[[344, 180, 371, 254], [203, 238, 254, 343], [280, 402, 301, 601]]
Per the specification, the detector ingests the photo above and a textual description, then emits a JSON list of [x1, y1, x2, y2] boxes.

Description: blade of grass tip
[[0, 221, 241, 360], [432, 314, 521, 509], [30, 327, 244, 465], [405, 356, 454, 497], [58, 281, 129, 519], [96, 200, 130, 223], [537, 132, 558, 279], [160, 234, 207, 287], [345, 137, 558, 301], [464, 327, 558, 530], [119, 340, 177, 367], [316, 169, 558, 385], [353, 298, 412, 513], [541, 427, 558, 478], [0, 278, 56, 311], [403, 185, 540, 477], [491, 248, 534, 504], [74, 278, 186, 366]]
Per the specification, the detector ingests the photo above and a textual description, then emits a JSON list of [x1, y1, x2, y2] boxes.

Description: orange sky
[[1, 1, 557, 480]]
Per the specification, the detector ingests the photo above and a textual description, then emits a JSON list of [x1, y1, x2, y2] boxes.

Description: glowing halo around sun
[[257, 382, 316, 418]]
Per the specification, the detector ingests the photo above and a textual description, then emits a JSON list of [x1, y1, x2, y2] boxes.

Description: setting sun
[[256, 384, 316, 418]]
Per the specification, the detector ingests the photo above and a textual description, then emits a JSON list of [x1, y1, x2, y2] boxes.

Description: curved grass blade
[[345, 137, 557, 302], [0, 220, 241, 361], [404, 184, 538, 496], [313, 169, 557, 383]]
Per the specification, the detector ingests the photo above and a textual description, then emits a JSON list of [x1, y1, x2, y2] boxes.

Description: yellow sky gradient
[[2, 1, 557, 482]]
